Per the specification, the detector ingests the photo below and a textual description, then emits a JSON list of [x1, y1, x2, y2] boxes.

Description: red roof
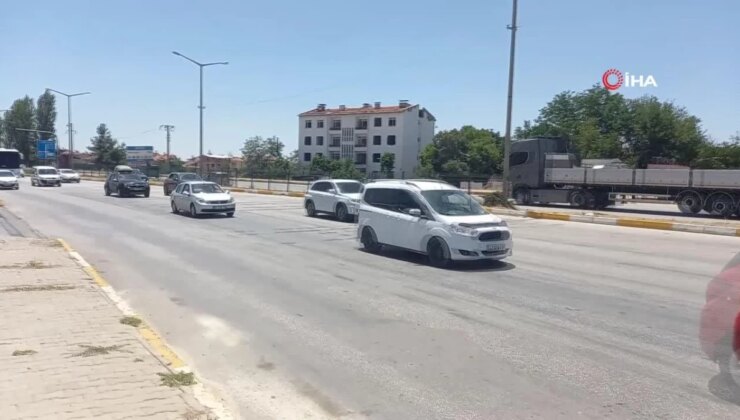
[[299, 104, 417, 117]]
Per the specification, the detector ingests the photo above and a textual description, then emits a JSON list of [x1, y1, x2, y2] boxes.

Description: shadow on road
[[367, 247, 516, 272], [708, 374, 740, 405]]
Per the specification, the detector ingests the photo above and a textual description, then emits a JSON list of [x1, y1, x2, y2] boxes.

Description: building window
[[305, 120, 312, 128], [330, 119, 341, 130], [355, 153, 367, 164], [372, 153, 381, 163], [317, 136, 324, 146], [388, 117, 396, 127], [329, 151, 340, 160], [355, 135, 367, 147], [317, 120, 324, 128], [374, 117, 382, 127], [304, 136, 312, 146], [330, 136, 341, 147], [316, 152, 323, 158], [304, 153, 311, 161], [356, 118, 368, 129], [373, 135, 381, 145], [387, 135, 396, 145]]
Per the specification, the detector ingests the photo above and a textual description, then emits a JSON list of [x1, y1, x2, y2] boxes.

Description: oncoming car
[[357, 180, 512, 267], [170, 181, 235, 217], [0, 169, 19, 190], [59, 169, 81, 183], [163, 172, 201, 196], [104, 172, 150, 197], [31, 166, 62, 187], [304, 179, 363, 222]]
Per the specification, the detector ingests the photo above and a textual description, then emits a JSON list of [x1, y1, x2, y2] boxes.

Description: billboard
[[37, 139, 56, 160], [125, 146, 154, 165]]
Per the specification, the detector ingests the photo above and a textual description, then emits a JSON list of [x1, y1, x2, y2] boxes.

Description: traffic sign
[[37, 139, 56, 160]]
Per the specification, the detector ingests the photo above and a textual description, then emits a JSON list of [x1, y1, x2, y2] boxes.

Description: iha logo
[[602, 68, 657, 90]]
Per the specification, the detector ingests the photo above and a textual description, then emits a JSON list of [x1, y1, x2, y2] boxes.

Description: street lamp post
[[46, 89, 91, 169], [502, 0, 518, 198], [172, 51, 228, 177]]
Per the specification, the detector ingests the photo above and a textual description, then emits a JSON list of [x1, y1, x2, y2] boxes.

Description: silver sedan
[[170, 181, 236, 217]]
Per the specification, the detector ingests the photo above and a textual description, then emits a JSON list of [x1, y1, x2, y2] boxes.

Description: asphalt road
[[2, 179, 740, 419]]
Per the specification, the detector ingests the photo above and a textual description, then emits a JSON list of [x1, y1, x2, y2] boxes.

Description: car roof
[[181, 181, 216, 185], [312, 179, 360, 183], [364, 179, 458, 191], [34, 166, 57, 170]]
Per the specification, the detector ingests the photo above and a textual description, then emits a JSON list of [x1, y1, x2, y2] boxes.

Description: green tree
[[3, 96, 36, 164], [380, 152, 395, 178], [241, 135, 287, 175], [88, 123, 126, 169], [419, 126, 503, 177], [35, 91, 57, 138], [694, 133, 740, 169], [310, 154, 333, 173], [330, 159, 364, 180]]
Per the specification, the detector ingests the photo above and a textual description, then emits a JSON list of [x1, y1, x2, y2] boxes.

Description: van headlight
[[450, 224, 479, 236]]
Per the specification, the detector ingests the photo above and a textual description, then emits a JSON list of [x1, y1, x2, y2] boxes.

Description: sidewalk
[[0, 237, 209, 419]]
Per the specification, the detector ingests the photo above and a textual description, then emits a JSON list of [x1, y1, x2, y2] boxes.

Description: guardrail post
[[250, 172, 254, 189], [286, 172, 291, 192]]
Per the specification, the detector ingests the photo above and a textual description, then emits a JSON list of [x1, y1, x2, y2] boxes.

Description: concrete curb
[[56, 238, 234, 419], [486, 207, 740, 237]]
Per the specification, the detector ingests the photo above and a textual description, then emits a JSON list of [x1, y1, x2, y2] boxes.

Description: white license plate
[[216, 205, 230, 210], [486, 243, 506, 251]]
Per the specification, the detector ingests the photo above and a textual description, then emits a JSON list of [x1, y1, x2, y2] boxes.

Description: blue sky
[[2, 0, 738, 157]]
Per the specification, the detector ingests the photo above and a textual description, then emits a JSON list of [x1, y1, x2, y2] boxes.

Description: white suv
[[357, 180, 512, 267], [304, 179, 363, 222]]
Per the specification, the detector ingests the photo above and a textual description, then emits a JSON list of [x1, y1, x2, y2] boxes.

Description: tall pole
[[46, 89, 90, 169], [68, 96, 73, 169], [199, 66, 204, 176], [171, 51, 228, 178], [502, 0, 518, 198], [160, 124, 175, 162]]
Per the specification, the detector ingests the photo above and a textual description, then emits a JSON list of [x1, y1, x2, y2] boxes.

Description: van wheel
[[336, 203, 349, 222], [305, 200, 316, 217], [361, 227, 382, 253], [427, 237, 452, 268]]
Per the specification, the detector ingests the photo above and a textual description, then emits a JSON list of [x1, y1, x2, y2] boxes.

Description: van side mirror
[[408, 208, 422, 217]]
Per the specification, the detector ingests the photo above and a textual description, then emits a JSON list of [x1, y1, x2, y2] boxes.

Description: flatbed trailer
[[509, 138, 740, 217]]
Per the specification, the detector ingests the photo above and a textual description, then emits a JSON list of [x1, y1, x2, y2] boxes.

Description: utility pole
[[502, 0, 518, 198], [160, 124, 175, 162]]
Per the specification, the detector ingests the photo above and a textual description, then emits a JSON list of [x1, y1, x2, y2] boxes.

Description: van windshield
[[336, 182, 362, 194], [421, 190, 486, 216]]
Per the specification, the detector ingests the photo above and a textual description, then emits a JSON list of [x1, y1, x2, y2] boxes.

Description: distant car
[[0, 169, 19, 190], [58, 169, 81, 183], [104, 172, 150, 197], [163, 172, 202, 196], [700, 253, 740, 387], [357, 180, 513, 267], [31, 166, 61, 187], [304, 179, 363, 222], [170, 181, 235, 217]]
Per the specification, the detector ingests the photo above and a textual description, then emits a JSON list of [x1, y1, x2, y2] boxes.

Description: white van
[[31, 166, 62, 187], [357, 180, 512, 267]]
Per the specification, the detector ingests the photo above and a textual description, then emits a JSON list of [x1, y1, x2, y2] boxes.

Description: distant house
[[184, 154, 244, 174]]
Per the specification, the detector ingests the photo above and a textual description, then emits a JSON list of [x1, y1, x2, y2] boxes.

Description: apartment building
[[298, 100, 435, 177]]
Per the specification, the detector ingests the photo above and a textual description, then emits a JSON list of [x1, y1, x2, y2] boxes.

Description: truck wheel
[[706, 193, 735, 217], [569, 190, 588, 208], [677, 191, 702, 214], [513, 188, 530, 205]]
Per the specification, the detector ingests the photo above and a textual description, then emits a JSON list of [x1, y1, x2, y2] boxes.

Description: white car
[[31, 166, 61, 187], [59, 169, 81, 183], [0, 169, 19, 190], [357, 180, 513, 267], [304, 179, 363, 222], [170, 181, 236, 217]]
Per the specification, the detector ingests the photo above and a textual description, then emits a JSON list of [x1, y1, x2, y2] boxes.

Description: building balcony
[[354, 141, 367, 148], [329, 125, 342, 131], [355, 124, 368, 130], [329, 142, 341, 148], [354, 160, 367, 165]]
